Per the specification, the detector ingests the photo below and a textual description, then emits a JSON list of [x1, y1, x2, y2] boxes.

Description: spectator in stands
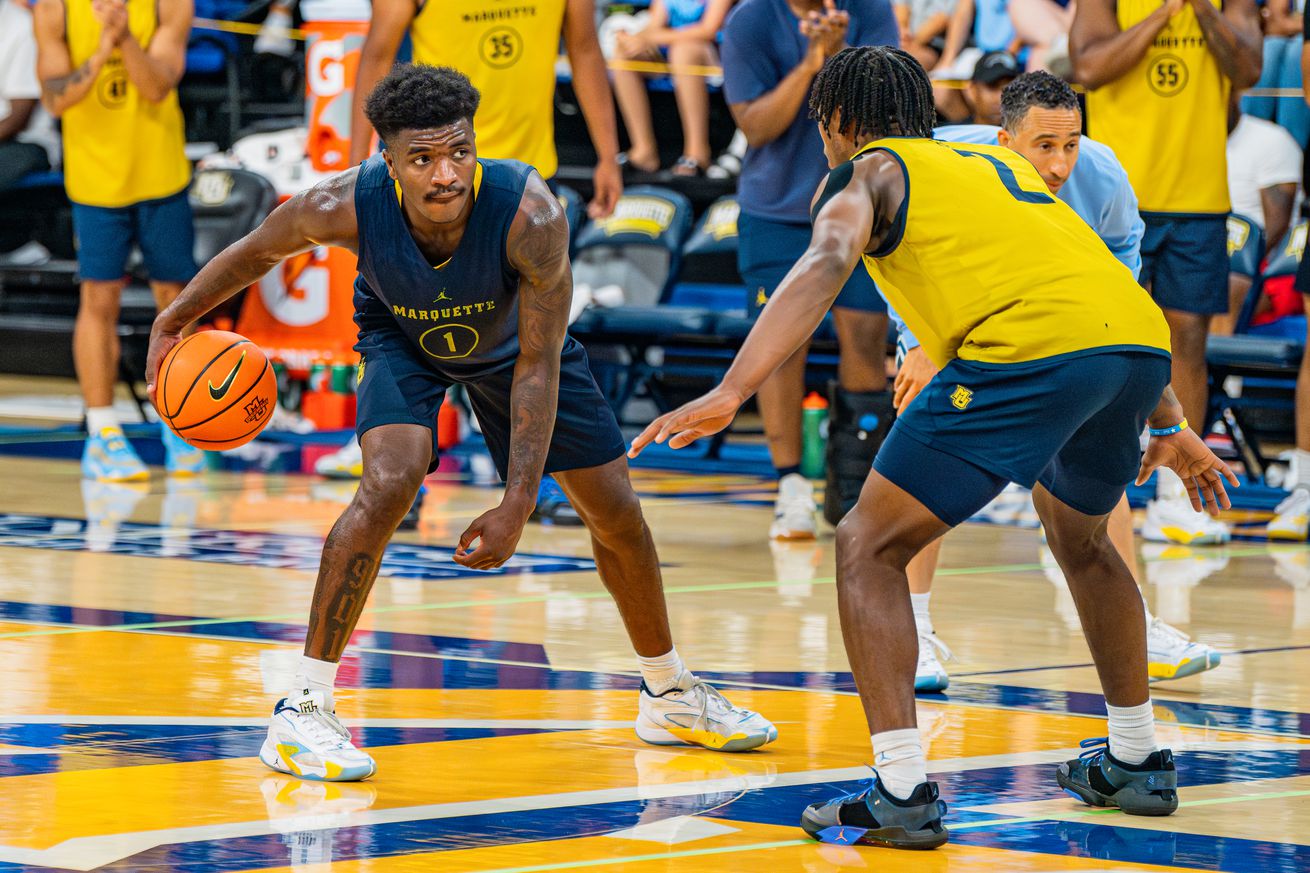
[[34, 0, 204, 482], [1266, 18, 1310, 538], [1243, 0, 1307, 145], [934, 0, 1016, 119], [0, 0, 56, 193], [1008, 0, 1074, 72], [0, 0, 59, 263], [956, 50, 1021, 124], [612, 0, 736, 176], [348, 0, 624, 524], [351, 0, 621, 218], [894, 0, 956, 68], [1228, 93, 1302, 245], [722, 0, 899, 539], [1071, 0, 1261, 545]]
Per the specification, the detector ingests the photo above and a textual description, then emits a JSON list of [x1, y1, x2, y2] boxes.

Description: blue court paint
[[0, 751, 1302, 872], [0, 725, 554, 778], [0, 514, 597, 581]]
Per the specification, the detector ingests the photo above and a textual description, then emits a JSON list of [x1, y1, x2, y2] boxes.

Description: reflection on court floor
[[0, 456, 1307, 872]]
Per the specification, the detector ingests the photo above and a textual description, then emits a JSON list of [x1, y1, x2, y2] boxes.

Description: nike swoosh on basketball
[[208, 351, 246, 401]]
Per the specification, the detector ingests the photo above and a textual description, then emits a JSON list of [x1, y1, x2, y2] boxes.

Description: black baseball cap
[[972, 51, 1021, 85]]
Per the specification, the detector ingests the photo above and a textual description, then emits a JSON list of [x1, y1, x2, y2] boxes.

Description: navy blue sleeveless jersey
[[352, 154, 532, 378]]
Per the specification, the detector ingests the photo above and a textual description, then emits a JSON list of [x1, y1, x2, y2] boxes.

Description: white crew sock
[[1290, 449, 1310, 490], [638, 647, 686, 696], [872, 728, 927, 800], [910, 592, 933, 635], [86, 406, 119, 434], [290, 656, 339, 708], [1106, 700, 1158, 765], [1155, 467, 1188, 502]]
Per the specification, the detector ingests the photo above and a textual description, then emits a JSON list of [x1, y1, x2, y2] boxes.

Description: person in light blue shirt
[[891, 72, 1218, 696]]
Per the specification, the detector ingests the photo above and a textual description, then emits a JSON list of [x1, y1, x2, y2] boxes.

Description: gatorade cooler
[[303, 0, 370, 172]]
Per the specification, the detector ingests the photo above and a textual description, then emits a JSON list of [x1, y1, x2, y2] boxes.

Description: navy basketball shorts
[[355, 333, 627, 477], [72, 188, 197, 283], [737, 212, 887, 317], [873, 349, 1172, 525], [1138, 214, 1228, 315]]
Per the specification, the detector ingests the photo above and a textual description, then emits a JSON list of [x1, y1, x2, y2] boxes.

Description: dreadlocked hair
[[808, 46, 936, 141]]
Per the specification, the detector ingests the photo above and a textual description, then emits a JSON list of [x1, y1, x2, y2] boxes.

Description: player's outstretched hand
[[1136, 428, 1240, 516], [144, 319, 183, 413], [454, 501, 529, 570], [628, 385, 744, 458]]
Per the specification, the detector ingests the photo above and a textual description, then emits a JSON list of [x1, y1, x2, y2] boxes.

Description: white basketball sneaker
[[314, 435, 363, 480], [1142, 498, 1230, 546], [915, 631, 951, 693], [259, 690, 377, 782], [1146, 617, 1221, 682], [637, 673, 778, 752], [770, 473, 817, 540], [1267, 488, 1310, 541]]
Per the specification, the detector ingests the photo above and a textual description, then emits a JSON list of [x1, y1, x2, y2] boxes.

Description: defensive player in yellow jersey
[[631, 47, 1238, 849], [1071, 0, 1260, 545], [349, 0, 621, 218], [33, 0, 203, 482]]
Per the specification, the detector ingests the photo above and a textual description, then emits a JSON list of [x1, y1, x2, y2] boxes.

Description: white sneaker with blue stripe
[[81, 427, 148, 482], [259, 690, 377, 782]]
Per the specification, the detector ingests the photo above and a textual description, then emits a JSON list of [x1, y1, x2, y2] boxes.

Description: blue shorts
[[355, 332, 626, 477], [738, 212, 886, 316], [874, 349, 1172, 524], [1139, 214, 1228, 315], [72, 189, 197, 283]]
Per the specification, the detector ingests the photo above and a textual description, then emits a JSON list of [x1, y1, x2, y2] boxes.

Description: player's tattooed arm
[[504, 178, 571, 506], [33, 0, 110, 116], [454, 175, 569, 570], [1147, 385, 1187, 430], [1191, 0, 1262, 90], [146, 170, 360, 400]]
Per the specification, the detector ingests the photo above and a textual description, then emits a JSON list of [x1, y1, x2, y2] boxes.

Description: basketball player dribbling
[[145, 64, 777, 781]]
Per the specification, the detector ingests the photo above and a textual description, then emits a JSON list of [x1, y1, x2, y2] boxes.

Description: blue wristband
[[1149, 418, 1188, 437]]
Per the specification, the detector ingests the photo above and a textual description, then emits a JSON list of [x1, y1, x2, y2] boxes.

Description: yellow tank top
[[1084, 0, 1229, 214], [855, 138, 1171, 368], [410, 0, 568, 179], [61, 0, 190, 208]]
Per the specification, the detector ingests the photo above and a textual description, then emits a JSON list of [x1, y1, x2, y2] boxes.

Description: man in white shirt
[[0, 0, 58, 192], [1228, 95, 1302, 249]]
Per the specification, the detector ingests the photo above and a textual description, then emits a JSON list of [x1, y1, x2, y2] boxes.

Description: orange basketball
[[158, 330, 277, 450]]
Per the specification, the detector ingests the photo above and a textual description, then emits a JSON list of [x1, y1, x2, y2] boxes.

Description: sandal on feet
[[671, 155, 708, 177], [617, 151, 660, 175]]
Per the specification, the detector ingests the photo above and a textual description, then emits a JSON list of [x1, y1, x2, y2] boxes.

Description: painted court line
[[0, 545, 1292, 644], [0, 715, 635, 730], [0, 741, 1299, 871]]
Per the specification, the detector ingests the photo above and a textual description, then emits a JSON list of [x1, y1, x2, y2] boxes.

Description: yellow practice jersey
[[1085, 0, 1229, 215], [854, 138, 1171, 368], [411, 0, 568, 178], [61, 0, 190, 207]]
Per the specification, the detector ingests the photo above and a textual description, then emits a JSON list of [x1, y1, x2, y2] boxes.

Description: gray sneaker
[[1056, 738, 1179, 816], [800, 775, 948, 849]]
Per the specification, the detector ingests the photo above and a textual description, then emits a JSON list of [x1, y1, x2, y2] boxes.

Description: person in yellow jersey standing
[[336, 0, 623, 524], [1070, 0, 1261, 545], [33, 0, 203, 482], [348, 0, 622, 216]]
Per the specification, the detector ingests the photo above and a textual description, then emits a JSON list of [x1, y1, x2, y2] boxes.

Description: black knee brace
[[824, 381, 895, 526]]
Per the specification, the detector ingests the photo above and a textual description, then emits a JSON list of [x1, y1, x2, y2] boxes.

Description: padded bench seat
[[1206, 334, 1304, 372]]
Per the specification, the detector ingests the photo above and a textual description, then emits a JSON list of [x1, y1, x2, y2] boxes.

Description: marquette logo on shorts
[[950, 385, 974, 410], [357, 358, 366, 385], [1287, 222, 1308, 261], [598, 197, 676, 238]]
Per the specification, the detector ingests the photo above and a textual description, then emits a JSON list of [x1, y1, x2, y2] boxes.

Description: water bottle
[[801, 391, 828, 479]]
